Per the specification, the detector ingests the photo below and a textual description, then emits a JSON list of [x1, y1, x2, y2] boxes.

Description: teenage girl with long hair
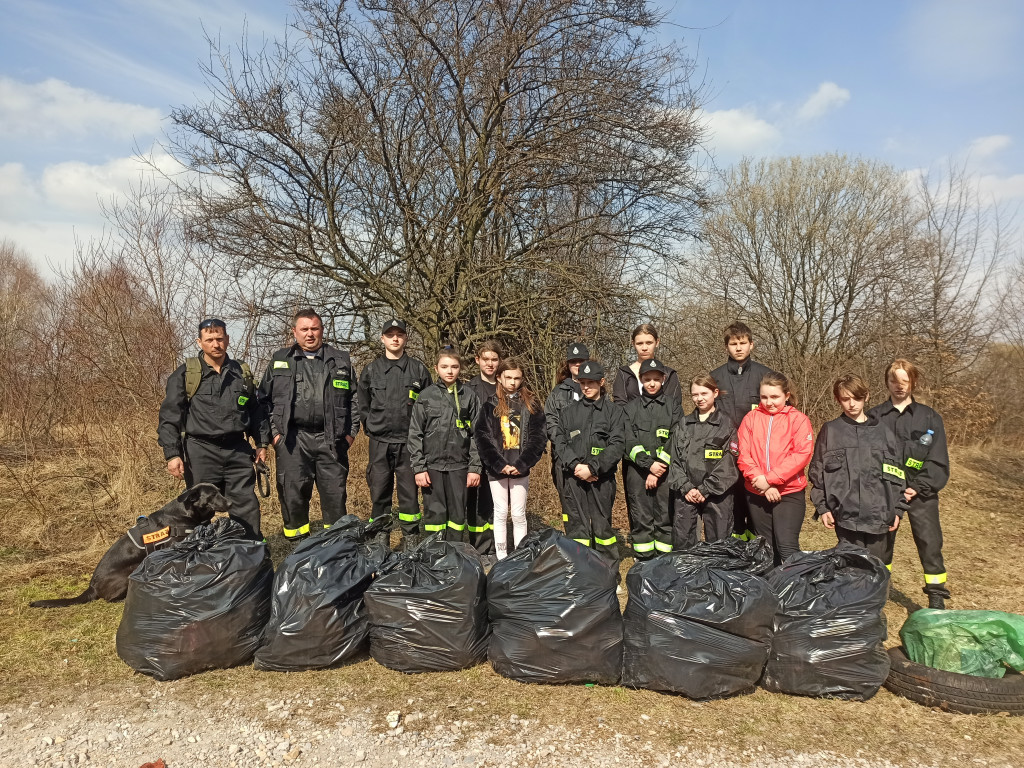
[[476, 359, 547, 559], [612, 324, 682, 406]]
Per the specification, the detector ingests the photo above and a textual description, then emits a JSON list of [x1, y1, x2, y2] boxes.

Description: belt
[[187, 432, 246, 447]]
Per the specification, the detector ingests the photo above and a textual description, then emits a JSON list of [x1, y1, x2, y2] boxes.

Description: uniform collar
[[582, 394, 604, 409], [384, 353, 409, 371], [641, 390, 665, 407], [290, 343, 324, 359], [727, 357, 749, 375], [686, 407, 720, 424], [198, 352, 233, 373]]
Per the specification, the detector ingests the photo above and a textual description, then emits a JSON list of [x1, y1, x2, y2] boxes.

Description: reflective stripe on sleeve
[[594, 535, 617, 546], [655, 449, 671, 464], [629, 445, 649, 462], [883, 463, 906, 480], [906, 457, 924, 470]]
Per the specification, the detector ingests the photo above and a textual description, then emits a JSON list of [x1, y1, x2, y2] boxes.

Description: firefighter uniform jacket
[[158, 354, 269, 460], [667, 407, 740, 498], [623, 391, 682, 472], [612, 365, 683, 407], [258, 344, 359, 455], [357, 354, 432, 443], [408, 382, 483, 474], [868, 399, 950, 500], [544, 378, 582, 443], [710, 357, 776, 428], [808, 414, 907, 534], [554, 395, 626, 478]]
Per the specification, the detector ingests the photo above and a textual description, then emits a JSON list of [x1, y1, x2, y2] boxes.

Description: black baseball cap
[[577, 360, 605, 380], [566, 342, 590, 361], [639, 358, 668, 377], [198, 317, 227, 333], [381, 318, 407, 335]]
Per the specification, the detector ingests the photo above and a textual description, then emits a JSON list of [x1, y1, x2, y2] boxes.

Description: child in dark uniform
[[553, 360, 626, 573]]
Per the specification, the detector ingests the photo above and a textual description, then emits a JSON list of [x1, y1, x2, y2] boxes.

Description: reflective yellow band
[[656, 428, 670, 440], [273, 360, 289, 369], [283, 523, 310, 538], [467, 524, 488, 533], [332, 379, 350, 389], [591, 446, 604, 456], [654, 540, 673, 552], [446, 520, 466, 531], [924, 572, 948, 584], [632, 541, 656, 553], [655, 449, 671, 464], [423, 523, 446, 532], [883, 463, 906, 480], [397, 512, 421, 522], [594, 535, 617, 546], [456, 419, 472, 428], [409, 389, 419, 401], [885, 563, 892, 571], [574, 538, 591, 546], [629, 445, 649, 462], [562, 514, 569, 523], [704, 449, 723, 460], [906, 457, 924, 470]]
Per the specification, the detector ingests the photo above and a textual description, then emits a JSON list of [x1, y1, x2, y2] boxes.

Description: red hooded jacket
[[737, 404, 814, 496]]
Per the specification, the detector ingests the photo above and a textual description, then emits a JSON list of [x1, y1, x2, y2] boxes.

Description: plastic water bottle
[[919, 429, 934, 447]]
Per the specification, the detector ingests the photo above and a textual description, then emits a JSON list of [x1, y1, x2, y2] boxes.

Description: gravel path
[[0, 690, 953, 768]]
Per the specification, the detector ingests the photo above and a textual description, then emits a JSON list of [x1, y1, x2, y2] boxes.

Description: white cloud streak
[[0, 77, 164, 141], [968, 134, 1012, 159], [703, 107, 782, 158], [796, 82, 851, 121]]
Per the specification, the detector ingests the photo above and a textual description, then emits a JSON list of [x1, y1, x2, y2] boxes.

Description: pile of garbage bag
[[762, 541, 891, 700], [622, 537, 778, 699], [487, 529, 622, 685], [116, 518, 273, 681], [365, 535, 489, 673], [254, 516, 392, 671]]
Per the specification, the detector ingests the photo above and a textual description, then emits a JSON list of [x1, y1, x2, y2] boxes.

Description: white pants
[[489, 476, 529, 559]]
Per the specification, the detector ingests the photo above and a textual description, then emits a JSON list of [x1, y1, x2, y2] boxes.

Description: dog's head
[[177, 483, 232, 524]]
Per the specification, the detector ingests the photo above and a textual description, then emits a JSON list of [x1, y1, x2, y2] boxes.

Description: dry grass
[[1, 439, 1024, 764]]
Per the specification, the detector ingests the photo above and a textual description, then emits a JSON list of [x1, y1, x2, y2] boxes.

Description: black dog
[[30, 484, 231, 608]]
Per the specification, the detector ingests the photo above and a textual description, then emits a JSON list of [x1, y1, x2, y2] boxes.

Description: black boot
[[928, 593, 946, 610]]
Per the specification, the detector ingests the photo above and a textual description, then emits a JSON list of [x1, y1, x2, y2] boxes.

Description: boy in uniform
[[408, 349, 483, 541], [466, 340, 504, 556], [357, 319, 432, 549], [622, 359, 681, 559], [710, 321, 777, 539]]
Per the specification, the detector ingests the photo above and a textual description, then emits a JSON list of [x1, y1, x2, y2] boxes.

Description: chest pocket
[[331, 367, 351, 391], [823, 448, 847, 473], [704, 445, 724, 460]]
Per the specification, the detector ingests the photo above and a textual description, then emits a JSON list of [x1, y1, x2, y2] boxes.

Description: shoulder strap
[[239, 361, 254, 394], [184, 357, 202, 400]]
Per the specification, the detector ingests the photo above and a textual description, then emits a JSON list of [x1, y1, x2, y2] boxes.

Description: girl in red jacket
[[736, 372, 814, 564]]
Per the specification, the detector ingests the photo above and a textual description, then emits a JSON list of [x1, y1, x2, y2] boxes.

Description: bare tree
[[167, 0, 707, 372]]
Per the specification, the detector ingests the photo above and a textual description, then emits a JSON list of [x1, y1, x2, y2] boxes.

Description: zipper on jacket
[[764, 413, 774, 472]]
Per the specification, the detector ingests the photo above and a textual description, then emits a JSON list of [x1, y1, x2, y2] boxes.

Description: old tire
[[885, 646, 1024, 715]]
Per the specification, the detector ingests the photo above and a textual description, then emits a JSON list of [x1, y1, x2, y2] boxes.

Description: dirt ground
[[1, 444, 1023, 768]]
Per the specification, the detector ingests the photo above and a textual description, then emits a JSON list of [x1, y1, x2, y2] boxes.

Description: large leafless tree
[[167, 0, 707, 375]]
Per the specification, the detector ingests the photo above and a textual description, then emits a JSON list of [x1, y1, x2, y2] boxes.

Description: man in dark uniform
[[357, 318, 432, 550], [258, 308, 360, 540], [158, 317, 269, 539], [710, 321, 777, 540], [466, 340, 503, 557]]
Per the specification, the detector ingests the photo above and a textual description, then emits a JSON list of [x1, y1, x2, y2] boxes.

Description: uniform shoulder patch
[[273, 361, 290, 369]]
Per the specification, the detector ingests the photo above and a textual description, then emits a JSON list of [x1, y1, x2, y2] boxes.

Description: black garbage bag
[[622, 536, 779, 699], [762, 540, 891, 700], [253, 515, 392, 671], [365, 535, 488, 672], [115, 518, 273, 681], [487, 528, 622, 685]]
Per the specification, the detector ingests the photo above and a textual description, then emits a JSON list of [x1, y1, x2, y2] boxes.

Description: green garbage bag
[[900, 609, 1024, 679]]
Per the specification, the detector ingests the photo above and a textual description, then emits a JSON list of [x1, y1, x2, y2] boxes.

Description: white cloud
[[967, 135, 1012, 160], [703, 107, 782, 158], [0, 152, 182, 272], [977, 173, 1024, 203], [0, 77, 163, 141], [796, 82, 851, 121]]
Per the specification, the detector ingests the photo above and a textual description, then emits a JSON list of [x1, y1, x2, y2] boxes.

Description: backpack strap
[[239, 361, 255, 395], [184, 357, 202, 400]]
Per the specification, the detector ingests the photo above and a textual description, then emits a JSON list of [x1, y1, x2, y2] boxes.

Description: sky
[[1, 0, 1022, 272]]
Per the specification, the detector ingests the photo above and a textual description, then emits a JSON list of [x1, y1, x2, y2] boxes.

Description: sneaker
[[927, 594, 946, 610]]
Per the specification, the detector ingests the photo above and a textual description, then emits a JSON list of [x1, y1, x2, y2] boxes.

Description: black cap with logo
[[381, 318, 407, 335], [566, 342, 590, 362], [577, 360, 605, 380]]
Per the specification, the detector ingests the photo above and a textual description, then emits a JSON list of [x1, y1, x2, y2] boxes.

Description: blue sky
[[1, 0, 1022, 271]]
